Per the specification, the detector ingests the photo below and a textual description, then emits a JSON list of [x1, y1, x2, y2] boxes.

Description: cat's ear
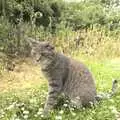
[[27, 38, 39, 48]]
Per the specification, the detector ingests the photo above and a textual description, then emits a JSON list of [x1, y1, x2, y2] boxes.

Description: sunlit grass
[[0, 55, 120, 120], [0, 27, 120, 119]]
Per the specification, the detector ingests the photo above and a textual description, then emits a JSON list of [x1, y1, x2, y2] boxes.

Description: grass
[[0, 6, 120, 119], [0, 55, 120, 120]]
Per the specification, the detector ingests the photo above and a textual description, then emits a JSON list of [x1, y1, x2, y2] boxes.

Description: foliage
[[0, 0, 120, 119], [0, 0, 63, 29], [64, 0, 120, 31], [0, 0, 120, 57]]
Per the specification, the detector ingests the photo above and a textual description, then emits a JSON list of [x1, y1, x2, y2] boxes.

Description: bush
[[0, 0, 63, 31]]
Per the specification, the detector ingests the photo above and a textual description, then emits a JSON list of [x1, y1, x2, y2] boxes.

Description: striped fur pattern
[[28, 39, 97, 113]]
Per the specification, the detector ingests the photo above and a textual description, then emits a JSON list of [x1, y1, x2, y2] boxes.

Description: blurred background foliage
[[0, 0, 120, 57]]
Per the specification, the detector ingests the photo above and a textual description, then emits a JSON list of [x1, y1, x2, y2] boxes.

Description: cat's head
[[27, 38, 55, 64]]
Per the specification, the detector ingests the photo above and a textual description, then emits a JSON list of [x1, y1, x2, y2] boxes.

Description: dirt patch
[[0, 59, 46, 92]]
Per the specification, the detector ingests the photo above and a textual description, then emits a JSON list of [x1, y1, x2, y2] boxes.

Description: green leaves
[[0, 0, 63, 30]]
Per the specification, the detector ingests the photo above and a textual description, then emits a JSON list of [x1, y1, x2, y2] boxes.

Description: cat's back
[[63, 57, 97, 106]]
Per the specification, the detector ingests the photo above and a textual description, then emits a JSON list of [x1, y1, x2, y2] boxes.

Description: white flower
[[37, 111, 43, 115], [41, 102, 44, 105], [23, 115, 28, 119], [21, 107, 25, 111], [55, 115, 62, 120], [37, 108, 43, 115], [38, 108, 43, 111], [63, 104, 68, 107], [21, 103, 25, 106], [59, 110, 64, 114], [41, 114, 44, 118], [82, 107, 85, 110], [23, 110, 29, 114], [34, 114, 38, 117], [0, 114, 4, 118], [16, 104, 21, 107]]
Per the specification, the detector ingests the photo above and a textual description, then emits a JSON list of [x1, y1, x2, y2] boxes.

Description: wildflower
[[41, 102, 44, 105], [82, 107, 85, 110], [37, 108, 43, 115], [21, 107, 25, 111], [38, 108, 43, 111], [23, 115, 28, 119], [41, 114, 44, 118], [0, 114, 4, 118], [63, 103, 68, 107], [21, 103, 25, 106], [23, 110, 29, 115], [16, 103, 21, 107], [37, 111, 43, 115], [55, 115, 62, 120], [34, 114, 38, 117], [59, 110, 64, 114], [92, 110, 96, 114]]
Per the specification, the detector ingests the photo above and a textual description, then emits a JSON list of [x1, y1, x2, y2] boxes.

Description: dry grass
[[53, 28, 120, 59], [0, 58, 46, 93]]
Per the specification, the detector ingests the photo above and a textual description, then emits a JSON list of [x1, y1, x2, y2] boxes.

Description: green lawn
[[0, 57, 120, 120]]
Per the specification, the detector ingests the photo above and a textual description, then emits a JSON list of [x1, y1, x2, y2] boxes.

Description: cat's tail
[[95, 79, 118, 101]]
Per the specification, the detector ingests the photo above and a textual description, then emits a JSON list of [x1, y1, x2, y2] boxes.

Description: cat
[[27, 38, 118, 114]]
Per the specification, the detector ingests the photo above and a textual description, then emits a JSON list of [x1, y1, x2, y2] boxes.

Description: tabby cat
[[27, 38, 117, 114]]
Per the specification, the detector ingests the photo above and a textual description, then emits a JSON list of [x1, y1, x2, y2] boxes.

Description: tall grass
[[0, 14, 120, 59]]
